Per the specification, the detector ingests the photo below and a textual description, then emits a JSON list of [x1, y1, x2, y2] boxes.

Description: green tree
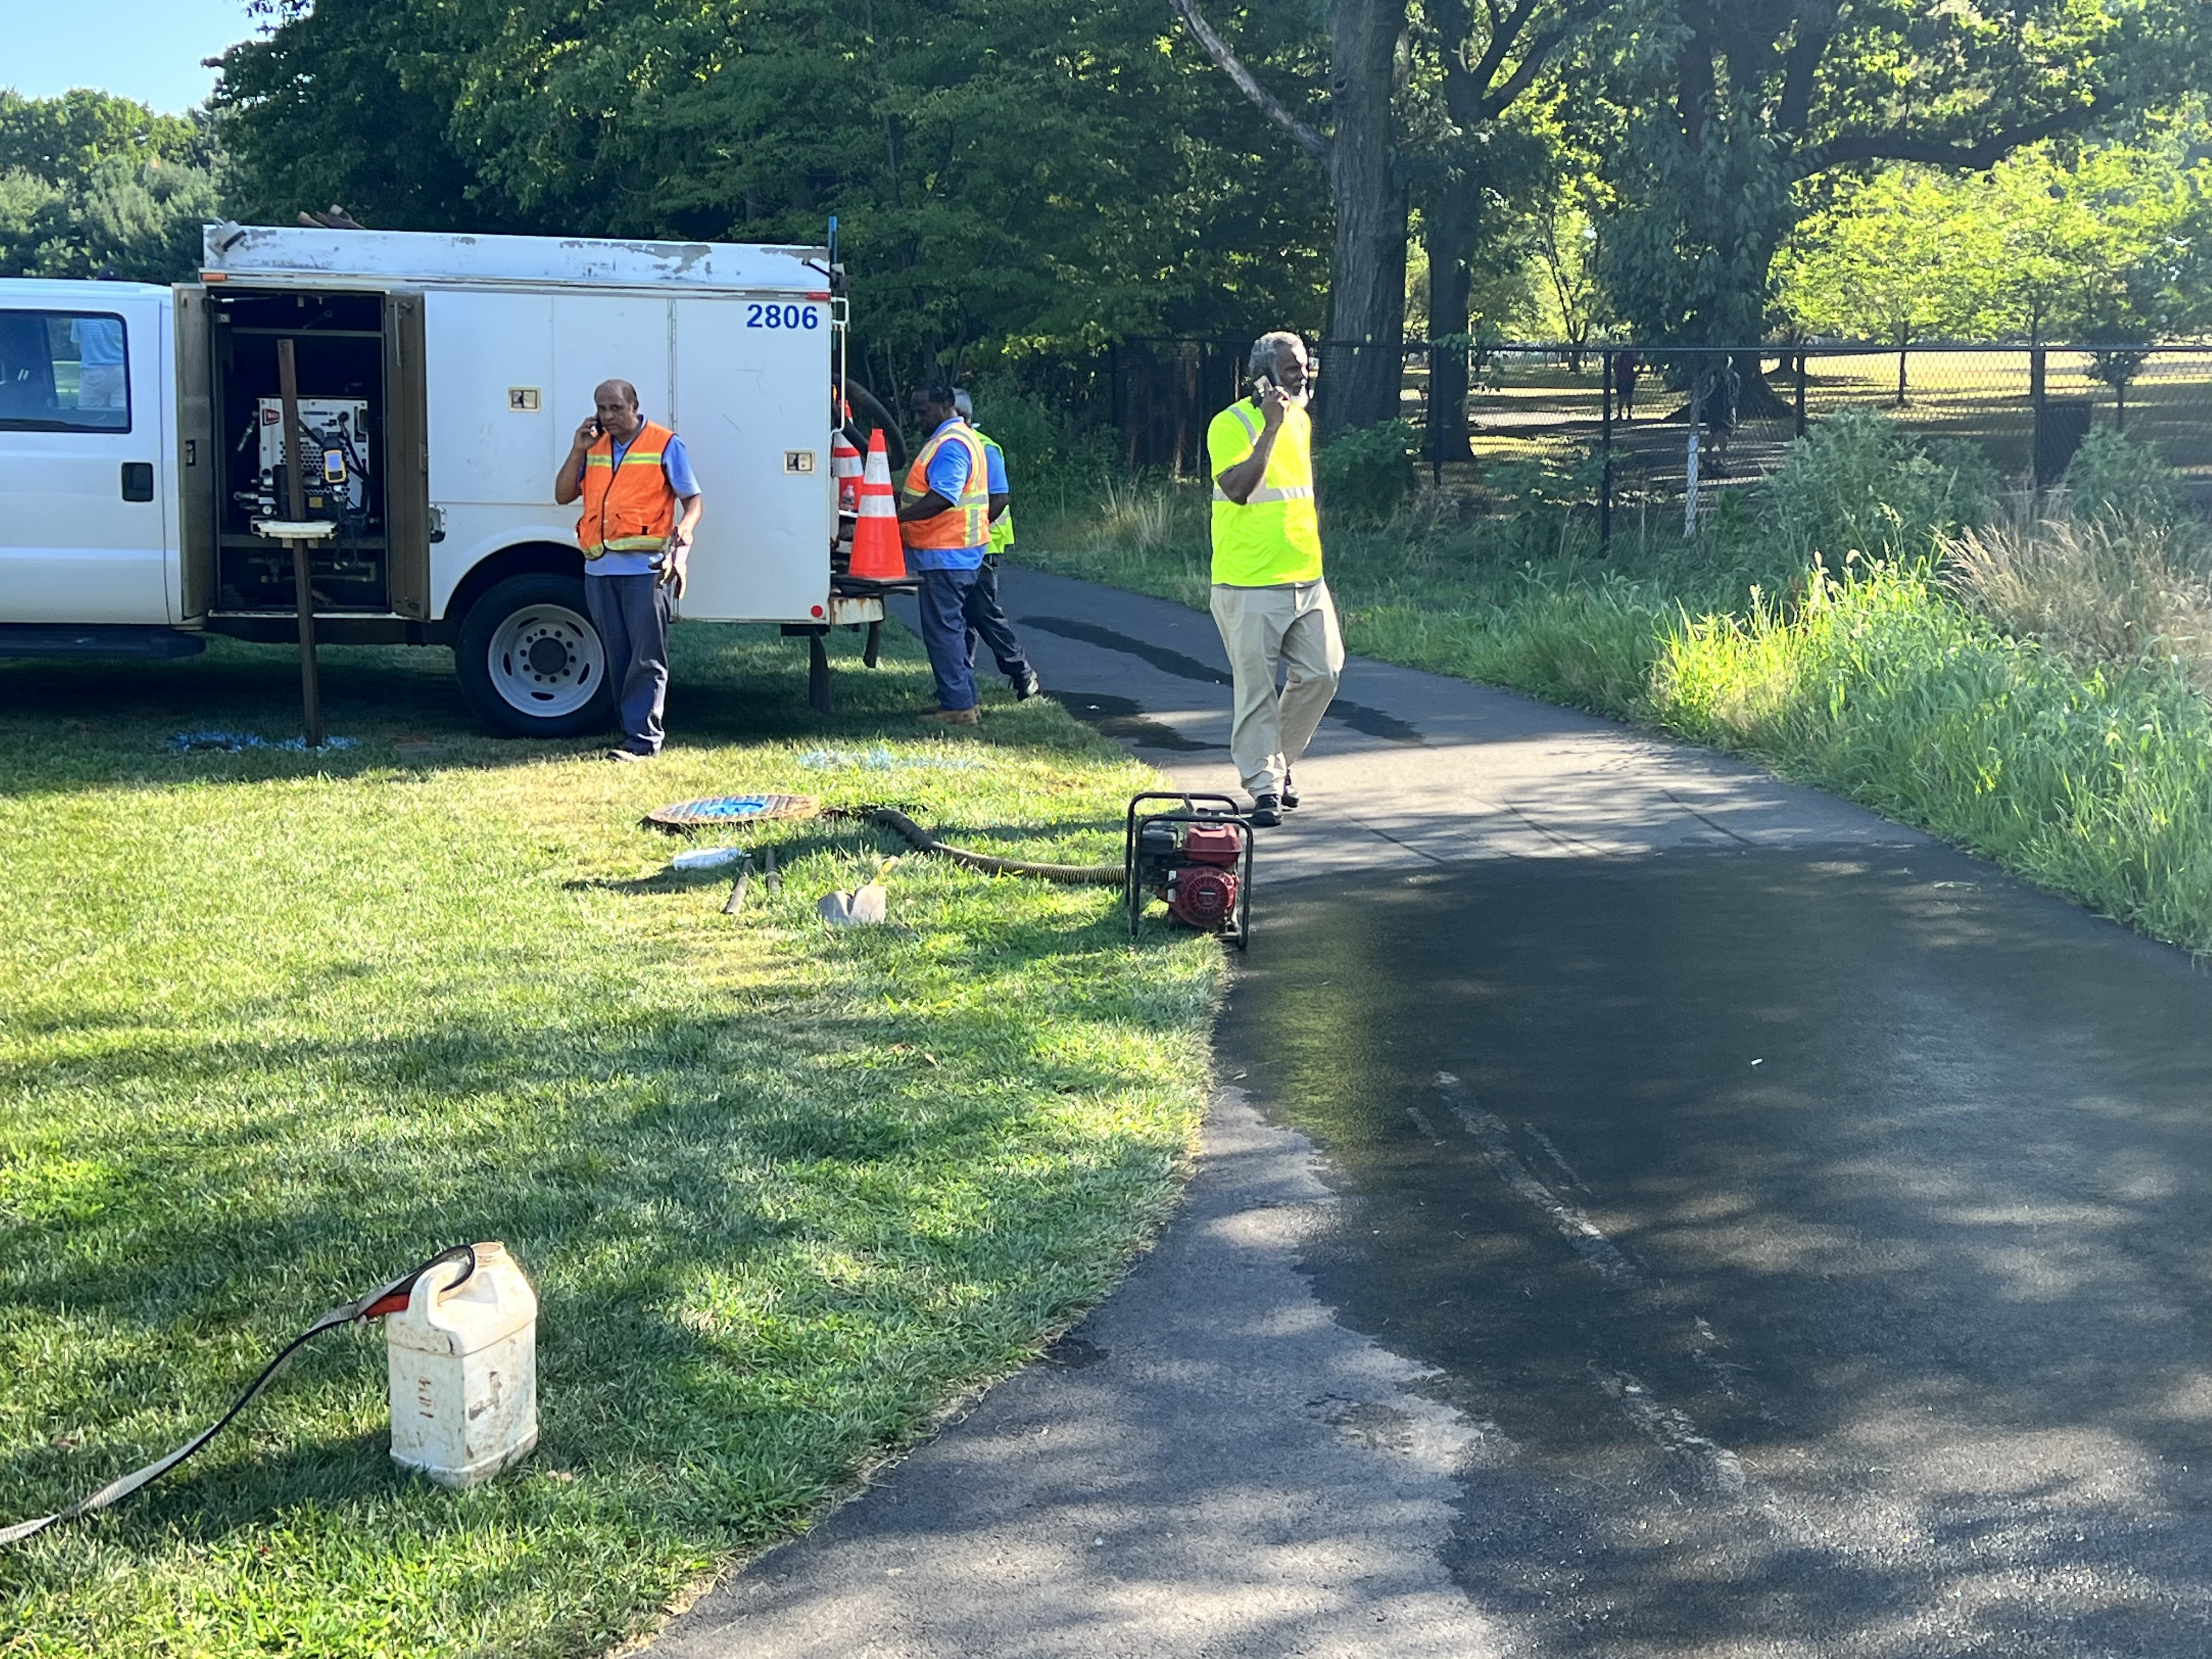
[[1590, 0, 2207, 404], [1775, 166, 1998, 400], [1523, 187, 1609, 365], [218, 0, 1329, 393], [1984, 138, 2212, 342], [1776, 133, 2212, 351], [1172, 0, 1611, 433], [0, 90, 223, 281]]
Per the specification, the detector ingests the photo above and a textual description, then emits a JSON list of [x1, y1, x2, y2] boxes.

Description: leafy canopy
[[0, 89, 222, 281], [1777, 128, 2212, 343], [1589, 0, 2208, 344], [216, 0, 1333, 375]]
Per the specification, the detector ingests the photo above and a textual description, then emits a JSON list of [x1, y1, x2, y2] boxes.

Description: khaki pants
[[1209, 579, 1344, 797]]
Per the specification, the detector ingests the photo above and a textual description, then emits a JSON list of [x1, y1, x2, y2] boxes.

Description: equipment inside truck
[[209, 289, 394, 612], [5, 226, 862, 736]]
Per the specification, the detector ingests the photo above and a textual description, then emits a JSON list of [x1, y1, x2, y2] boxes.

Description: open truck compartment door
[[175, 285, 216, 619], [381, 291, 430, 620], [198, 284, 431, 626]]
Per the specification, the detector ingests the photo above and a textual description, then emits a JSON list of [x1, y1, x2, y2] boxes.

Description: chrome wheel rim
[[487, 602, 603, 716]]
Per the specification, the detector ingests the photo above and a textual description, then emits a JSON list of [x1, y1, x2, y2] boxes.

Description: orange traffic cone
[[848, 429, 907, 581], [832, 428, 863, 516]]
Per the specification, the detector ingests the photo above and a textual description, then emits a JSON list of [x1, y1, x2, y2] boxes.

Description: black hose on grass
[[2, 1246, 478, 1547], [864, 807, 1124, 886]]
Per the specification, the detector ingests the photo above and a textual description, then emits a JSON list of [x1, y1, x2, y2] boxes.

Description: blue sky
[[7, 1, 262, 115]]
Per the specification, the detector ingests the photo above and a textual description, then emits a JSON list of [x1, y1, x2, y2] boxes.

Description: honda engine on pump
[[1125, 792, 1254, 949]]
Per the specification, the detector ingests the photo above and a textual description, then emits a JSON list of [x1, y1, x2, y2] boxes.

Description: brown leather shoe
[[917, 706, 980, 726]]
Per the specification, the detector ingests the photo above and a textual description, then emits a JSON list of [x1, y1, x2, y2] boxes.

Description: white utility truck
[[0, 223, 884, 735]]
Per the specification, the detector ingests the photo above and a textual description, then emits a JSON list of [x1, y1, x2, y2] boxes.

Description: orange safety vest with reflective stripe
[[578, 421, 678, 560], [900, 422, 991, 551]]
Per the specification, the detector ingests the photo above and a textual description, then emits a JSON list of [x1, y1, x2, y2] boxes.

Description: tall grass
[[1652, 564, 2212, 947], [1946, 511, 2212, 691]]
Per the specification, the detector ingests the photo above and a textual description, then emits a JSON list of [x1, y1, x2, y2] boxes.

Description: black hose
[[866, 806, 1123, 885], [843, 381, 908, 470], [2, 1244, 477, 1547]]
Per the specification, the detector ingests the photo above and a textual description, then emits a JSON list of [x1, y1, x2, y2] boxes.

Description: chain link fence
[[1085, 337, 2212, 547]]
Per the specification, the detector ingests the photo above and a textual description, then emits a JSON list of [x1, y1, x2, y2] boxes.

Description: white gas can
[[385, 1242, 540, 1489]]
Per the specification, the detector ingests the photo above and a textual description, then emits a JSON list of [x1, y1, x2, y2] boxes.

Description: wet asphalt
[[654, 569, 2212, 1657], [1243, 853, 2212, 1656]]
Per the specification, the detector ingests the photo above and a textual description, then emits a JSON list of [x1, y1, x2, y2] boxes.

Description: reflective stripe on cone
[[849, 429, 906, 581], [833, 430, 863, 516]]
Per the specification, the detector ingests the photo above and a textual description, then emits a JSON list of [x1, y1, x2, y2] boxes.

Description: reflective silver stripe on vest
[[1212, 484, 1315, 504]]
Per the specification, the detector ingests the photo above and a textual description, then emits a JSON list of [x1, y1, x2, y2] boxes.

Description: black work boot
[[1280, 770, 1300, 810], [1249, 793, 1283, 828]]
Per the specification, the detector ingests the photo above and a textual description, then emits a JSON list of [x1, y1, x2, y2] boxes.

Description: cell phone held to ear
[[1251, 372, 1277, 403]]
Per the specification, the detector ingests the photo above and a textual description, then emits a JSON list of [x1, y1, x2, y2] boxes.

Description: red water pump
[[1125, 792, 1255, 949]]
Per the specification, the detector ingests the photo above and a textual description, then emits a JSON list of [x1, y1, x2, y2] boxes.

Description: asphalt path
[[651, 567, 2212, 1657]]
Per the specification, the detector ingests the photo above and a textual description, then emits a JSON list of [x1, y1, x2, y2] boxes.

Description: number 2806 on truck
[[0, 222, 885, 733]]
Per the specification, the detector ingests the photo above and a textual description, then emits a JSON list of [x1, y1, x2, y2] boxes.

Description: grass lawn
[[0, 623, 1220, 1656], [1391, 347, 2212, 492]]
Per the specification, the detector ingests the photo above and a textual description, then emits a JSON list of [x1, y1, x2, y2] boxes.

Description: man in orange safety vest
[[897, 378, 994, 725], [552, 378, 703, 759]]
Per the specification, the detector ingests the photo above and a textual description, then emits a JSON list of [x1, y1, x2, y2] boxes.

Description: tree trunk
[[1318, 0, 1409, 433], [1423, 185, 1477, 465]]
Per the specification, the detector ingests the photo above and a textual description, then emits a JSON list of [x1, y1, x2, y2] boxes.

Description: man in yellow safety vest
[[1206, 331, 1342, 826]]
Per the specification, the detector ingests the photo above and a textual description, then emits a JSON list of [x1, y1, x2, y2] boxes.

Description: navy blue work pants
[[584, 571, 670, 753], [963, 558, 1031, 680], [916, 567, 981, 711]]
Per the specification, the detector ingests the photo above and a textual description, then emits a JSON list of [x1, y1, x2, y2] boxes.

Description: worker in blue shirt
[[898, 379, 994, 724], [70, 315, 127, 414], [953, 388, 1039, 700]]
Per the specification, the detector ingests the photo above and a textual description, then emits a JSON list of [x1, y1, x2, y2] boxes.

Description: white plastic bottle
[[385, 1242, 540, 1489]]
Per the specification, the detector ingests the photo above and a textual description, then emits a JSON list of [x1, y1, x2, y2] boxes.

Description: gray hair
[[1248, 331, 1304, 380], [953, 388, 974, 419]]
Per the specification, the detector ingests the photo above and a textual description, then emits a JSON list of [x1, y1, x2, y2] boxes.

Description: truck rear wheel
[[455, 573, 614, 738]]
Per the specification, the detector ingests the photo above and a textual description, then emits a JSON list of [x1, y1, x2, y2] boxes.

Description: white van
[[0, 223, 883, 735]]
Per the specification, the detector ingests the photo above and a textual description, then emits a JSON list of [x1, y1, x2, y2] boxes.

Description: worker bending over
[[1206, 331, 1342, 826], [553, 378, 703, 760], [953, 388, 1040, 701], [899, 379, 993, 725]]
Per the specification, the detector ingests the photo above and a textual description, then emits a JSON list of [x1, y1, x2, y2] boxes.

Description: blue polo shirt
[[575, 430, 699, 576], [908, 419, 988, 572], [71, 317, 125, 366]]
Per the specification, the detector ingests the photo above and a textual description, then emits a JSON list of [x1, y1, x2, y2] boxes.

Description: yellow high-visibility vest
[[1205, 399, 1322, 585], [975, 428, 1014, 554]]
